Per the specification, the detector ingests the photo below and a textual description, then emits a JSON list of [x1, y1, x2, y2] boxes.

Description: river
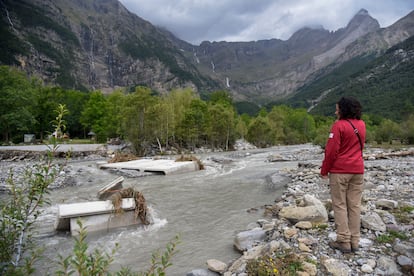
[[29, 144, 321, 275]]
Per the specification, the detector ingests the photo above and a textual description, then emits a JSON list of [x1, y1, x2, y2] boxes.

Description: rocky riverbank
[[188, 147, 414, 276], [1, 143, 414, 275]]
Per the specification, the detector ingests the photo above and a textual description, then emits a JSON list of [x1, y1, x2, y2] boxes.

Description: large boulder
[[279, 194, 328, 224]]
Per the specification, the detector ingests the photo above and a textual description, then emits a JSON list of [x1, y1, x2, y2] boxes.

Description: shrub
[[55, 220, 118, 276], [56, 220, 180, 276], [0, 105, 68, 275], [246, 251, 303, 276]]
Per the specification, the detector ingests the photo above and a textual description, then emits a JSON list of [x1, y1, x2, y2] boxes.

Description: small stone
[[361, 264, 373, 273], [295, 221, 313, 229], [284, 227, 298, 238], [301, 262, 317, 276], [299, 242, 312, 252]]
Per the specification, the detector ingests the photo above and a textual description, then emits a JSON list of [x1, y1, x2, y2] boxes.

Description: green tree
[[208, 90, 233, 107], [151, 99, 172, 152], [80, 91, 109, 142], [267, 106, 288, 144], [284, 108, 316, 144], [240, 113, 252, 127], [206, 103, 236, 150], [105, 90, 125, 139], [32, 86, 60, 141], [0, 66, 36, 143], [312, 115, 334, 148], [374, 118, 402, 144], [246, 116, 273, 147], [122, 86, 158, 155], [234, 116, 248, 139], [361, 114, 377, 144], [163, 88, 197, 149], [400, 114, 414, 144], [206, 91, 237, 150], [178, 98, 208, 150], [32, 86, 87, 141], [56, 88, 88, 139], [258, 107, 268, 117], [144, 96, 164, 153]]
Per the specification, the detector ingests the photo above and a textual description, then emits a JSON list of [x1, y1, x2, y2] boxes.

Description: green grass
[[376, 230, 409, 243]]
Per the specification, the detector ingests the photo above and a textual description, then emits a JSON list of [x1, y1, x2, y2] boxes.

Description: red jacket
[[321, 119, 366, 176]]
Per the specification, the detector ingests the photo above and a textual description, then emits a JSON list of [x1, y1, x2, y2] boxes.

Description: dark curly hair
[[337, 97, 362, 119]]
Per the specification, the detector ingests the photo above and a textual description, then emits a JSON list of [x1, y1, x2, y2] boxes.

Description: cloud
[[119, 0, 414, 45]]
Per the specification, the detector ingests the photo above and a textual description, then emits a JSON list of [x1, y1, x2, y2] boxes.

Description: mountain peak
[[346, 8, 379, 30], [356, 8, 369, 16], [345, 9, 380, 35]]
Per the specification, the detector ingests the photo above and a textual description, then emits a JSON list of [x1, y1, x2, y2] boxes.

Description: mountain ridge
[[184, 8, 385, 103], [283, 34, 414, 121], [0, 0, 218, 93], [1, 1, 413, 111]]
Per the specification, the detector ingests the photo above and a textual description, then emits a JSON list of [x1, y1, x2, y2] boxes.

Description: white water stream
[[32, 144, 321, 275]]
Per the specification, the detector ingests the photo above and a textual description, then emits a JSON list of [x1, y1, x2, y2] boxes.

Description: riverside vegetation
[[1, 65, 414, 275], [1, 65, 414, 154]]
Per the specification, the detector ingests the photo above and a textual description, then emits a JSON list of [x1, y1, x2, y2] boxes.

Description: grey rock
[[397, 255, 413, 267], [376, 199, 398, 209], [186, 269, 220, 276], [233, 228, 266, 252], [361, 211, 387, 232], [375, 256, 402, 276]]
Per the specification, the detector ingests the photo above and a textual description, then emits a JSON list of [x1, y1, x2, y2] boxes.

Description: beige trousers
[[329, 173, 364, 244]]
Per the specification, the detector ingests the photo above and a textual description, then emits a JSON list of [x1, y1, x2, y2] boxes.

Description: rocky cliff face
[[312, 9, 380, 67], [185, 9, 384, 103], [336, 10, 414, 64], [1, 1, 413, 104], [0, 0, 216, 93]]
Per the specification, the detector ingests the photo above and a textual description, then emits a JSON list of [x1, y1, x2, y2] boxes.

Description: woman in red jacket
[[321, 97, 366, 253]]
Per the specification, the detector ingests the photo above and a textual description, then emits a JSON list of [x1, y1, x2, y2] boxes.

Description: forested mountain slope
[[0, 0, 217, 93], [1, 0, 413, 114], [287, 35, 414, 121]]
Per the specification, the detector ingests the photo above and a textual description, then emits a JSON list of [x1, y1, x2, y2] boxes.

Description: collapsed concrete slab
[[55, 198, 140, 235], [98, 159, 200, 175], [97, 176, 124, 200]]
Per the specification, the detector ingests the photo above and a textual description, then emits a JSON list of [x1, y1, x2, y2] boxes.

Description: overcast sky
[[119, 0, 414, 45]]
